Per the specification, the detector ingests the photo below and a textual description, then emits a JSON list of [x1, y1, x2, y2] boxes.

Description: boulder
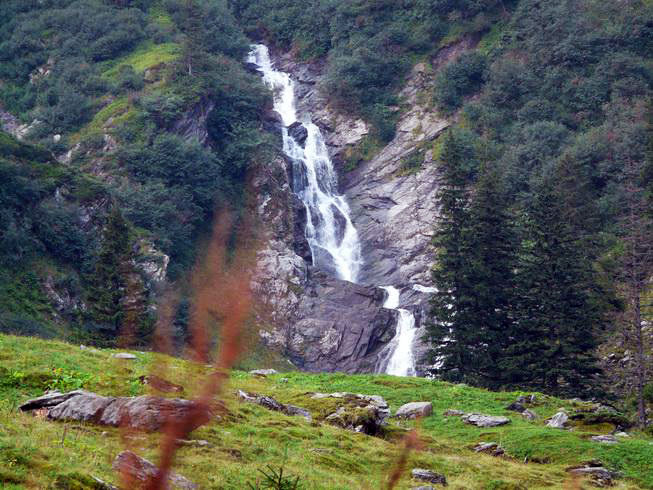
[[395, 402, 433, 419], [288, 121, 308, 146], [473, 442, 504, 456], [443, 409, 465, 417], [20, 391, 210, 432], [546, 412, 569, 429], [411, 469, 447, 486], [521, 409, 537, 421], [113, 451, 197, 489], [112, 353, 137, 360], [591, 435, 618, 444], [567, 462, 619, 487], [175, 439, 213, 448], [506, 401, 526, 413], [312, 392, 390, 435], [249, 369, 279, 377], [138, 375, 184, 393], [237, 390, 311, 422], [462, 414, 511, 428]]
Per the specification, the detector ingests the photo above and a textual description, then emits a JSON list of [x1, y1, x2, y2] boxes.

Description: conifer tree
[[618, 157, 653, 428], [427, 130, 475, 382], [465, 162, 518, 388], [88, 206, 132, 340], [513, 176, 604, 396]]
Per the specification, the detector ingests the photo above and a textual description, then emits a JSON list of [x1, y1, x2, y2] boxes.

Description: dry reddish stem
[[386, 428, 423, 490], [117, 210, 254, 489]]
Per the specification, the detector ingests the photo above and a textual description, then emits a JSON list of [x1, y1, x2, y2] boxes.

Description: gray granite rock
[[395, 402, 433, 419], [113, 451, 197, 489], [411, 469, 447, 485], [462, 414, 511, 428], [547, 412, 569, 429]]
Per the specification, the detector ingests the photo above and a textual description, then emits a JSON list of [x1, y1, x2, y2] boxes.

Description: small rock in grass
[[112, 353, 137, 360], [546, 411, 569, 429], [473, 442, 504, 456], [614, 431, 629, 437], [506, 401, 526, 413], [462, 413, 510, 428], [279, 378, 289, 383], [521, 409, 537, 420], [567, 462, 619, 487], [395, 402, 433, 419], [443, 409, 465, 417], [411, 469, 447, 486], [249, 369, 278, 377], [139, 375, 184, 393], [113, 451, 197, 489], [412, 487, 435, 490], [591, 435, 618, 444], [176, 439, 213, 448]]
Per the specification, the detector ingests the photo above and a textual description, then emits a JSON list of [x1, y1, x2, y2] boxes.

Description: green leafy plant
[[47, 368, 94, 392], [247, 465, 301, 490]]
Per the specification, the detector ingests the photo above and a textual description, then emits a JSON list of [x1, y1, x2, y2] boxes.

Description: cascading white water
[[247, 44, 362, 283], [249, 44, 429, 377], [378, 286, 417, 377]]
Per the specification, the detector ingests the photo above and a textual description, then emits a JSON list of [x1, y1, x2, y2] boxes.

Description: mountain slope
[[1, 334, 653, 489]]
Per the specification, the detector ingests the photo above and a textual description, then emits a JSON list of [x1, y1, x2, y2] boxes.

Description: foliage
[[230, 0, 505, 137], [433, 52, 487, 113], [248, 465, 302, 490]]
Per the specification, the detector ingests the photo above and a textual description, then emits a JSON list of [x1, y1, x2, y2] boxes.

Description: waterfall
[[247, 45, 362, 283], [248, 44, 427, 377], [376, 287, 417, 376]]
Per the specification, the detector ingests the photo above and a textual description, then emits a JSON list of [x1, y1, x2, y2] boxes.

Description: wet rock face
[[287, 269, 397, 373], [287, 121, 308, 146]]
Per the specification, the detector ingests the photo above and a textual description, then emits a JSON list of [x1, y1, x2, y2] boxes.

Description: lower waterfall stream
[[248, 44, 423, 377]]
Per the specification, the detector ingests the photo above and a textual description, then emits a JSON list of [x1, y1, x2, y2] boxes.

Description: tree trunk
[[633, 291, 647, 428]]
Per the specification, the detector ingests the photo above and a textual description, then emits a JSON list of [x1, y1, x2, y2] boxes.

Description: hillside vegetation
[[0, 0, 271, 346], [1, 334, 653, 489]]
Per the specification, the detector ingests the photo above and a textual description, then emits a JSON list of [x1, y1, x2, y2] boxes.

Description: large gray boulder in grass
[[20, 391, 211, 432], [546, 411, 569, 429], [311, 392, 390, 435], [237, 390, 312, 422], [113, 451, 197, 489], [461, 413, 511, 428], [411, 469, 447, 486], [395, 402, 433, 419]]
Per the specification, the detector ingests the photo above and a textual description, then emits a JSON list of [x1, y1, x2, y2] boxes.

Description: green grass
[[102, 42, 180, 80], [0, 334, 651, 489]]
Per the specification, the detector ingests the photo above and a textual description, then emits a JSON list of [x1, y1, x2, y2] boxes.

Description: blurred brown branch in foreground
[[116, 210, 254, 489], [386, 427, 423, 490]]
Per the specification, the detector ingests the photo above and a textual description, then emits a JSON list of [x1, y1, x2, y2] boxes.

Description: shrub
[[434, 52, 488, 113]]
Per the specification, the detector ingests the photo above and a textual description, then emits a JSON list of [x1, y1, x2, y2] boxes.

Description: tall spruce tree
[[513, 176, 604, 396], [88, 206, 132, 340], [618, 157, 653, 428], [427, 130, 475, 383], [428, 133, 517, 387], [466, 162, 518, 388]]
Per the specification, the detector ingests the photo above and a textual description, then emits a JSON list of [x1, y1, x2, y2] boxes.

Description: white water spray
[[377, 286, 417, 377], [247, 45, 362, 283]]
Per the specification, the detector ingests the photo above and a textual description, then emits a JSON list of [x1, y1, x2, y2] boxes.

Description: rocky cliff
[[251, 41, 477, 374]]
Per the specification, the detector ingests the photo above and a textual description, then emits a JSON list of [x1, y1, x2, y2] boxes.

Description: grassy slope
[[0, 334, 651, 489]]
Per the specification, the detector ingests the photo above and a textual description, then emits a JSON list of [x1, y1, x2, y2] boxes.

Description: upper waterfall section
[[248, 45, 362, 283]]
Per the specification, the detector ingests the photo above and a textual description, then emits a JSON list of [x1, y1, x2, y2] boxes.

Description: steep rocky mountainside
[[249, 39, 483, 373]]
